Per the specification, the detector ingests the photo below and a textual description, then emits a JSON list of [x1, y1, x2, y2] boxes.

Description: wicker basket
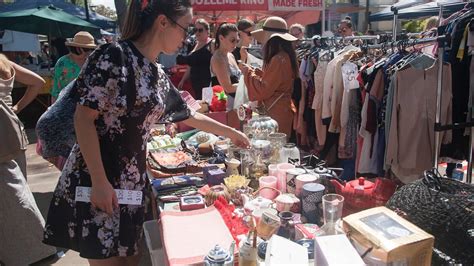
[[386, 169, 474, 265]]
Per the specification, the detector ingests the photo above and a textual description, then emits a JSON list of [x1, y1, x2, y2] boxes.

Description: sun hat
[[65, 31, 97, 49], [251, 16, 298, 44]]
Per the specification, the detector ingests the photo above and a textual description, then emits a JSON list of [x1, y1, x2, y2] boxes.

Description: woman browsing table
[[42, 1, 249, 265], [239, 17, 299, 138]]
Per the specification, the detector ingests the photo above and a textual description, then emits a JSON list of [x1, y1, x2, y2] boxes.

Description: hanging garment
[[312, 60, 329, 147], [386, 58, 452, 183]]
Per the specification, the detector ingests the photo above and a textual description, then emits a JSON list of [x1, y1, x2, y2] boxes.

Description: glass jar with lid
[[280, 143, 300, 164], [268, 133, 287, 164]]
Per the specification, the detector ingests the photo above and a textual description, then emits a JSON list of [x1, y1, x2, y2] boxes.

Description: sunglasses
[[195, 28, 206, 33], [165, 15, 191, 38], [228, 38, 239, 44], [240, 30, 252, 37], [83, 48, 94, 53]]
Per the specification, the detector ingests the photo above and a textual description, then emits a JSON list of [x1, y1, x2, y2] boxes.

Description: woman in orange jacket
[[239, 16, 299, 138]]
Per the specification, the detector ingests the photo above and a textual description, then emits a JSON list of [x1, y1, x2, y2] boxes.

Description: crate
[[143, 220, 166, 266]]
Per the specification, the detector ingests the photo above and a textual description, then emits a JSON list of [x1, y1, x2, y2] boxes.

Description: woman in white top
[[0, 53, 57, 265]]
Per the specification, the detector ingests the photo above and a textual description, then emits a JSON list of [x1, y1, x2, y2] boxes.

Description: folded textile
[[160, 206, 236, 265]]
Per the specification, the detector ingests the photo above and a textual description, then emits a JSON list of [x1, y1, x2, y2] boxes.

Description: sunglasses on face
[[166, 15, 191, 38], [240, 30, 252, 37], [83, 48, 94, 53], [228, 38, 239, 44], [195, 28, 206, 33]]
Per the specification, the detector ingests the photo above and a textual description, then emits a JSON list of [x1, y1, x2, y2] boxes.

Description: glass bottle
[[250, 150, 267, 190], [276, 211, 296, 241], [268, 133, 287, 164], [240, 149, 253, 178], [280, 143, 300, 164]]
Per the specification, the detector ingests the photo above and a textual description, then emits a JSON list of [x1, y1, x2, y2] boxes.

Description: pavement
[[25, 129, 152, 266]]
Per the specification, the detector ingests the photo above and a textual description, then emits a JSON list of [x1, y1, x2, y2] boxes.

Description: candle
[[259, 176, 278, 200], [276, 163, 295, 193], [268, 164, 278, 177], [295, 174, 318, 197]]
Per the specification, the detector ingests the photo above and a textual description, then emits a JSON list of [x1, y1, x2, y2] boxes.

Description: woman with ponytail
[[43, 1, 249, 265]]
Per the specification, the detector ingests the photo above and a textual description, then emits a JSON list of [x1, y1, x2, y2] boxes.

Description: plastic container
[[143, 220, 166, 266]]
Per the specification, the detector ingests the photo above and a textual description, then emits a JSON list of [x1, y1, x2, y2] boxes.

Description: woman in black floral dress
[[42, 0, 249, 265]]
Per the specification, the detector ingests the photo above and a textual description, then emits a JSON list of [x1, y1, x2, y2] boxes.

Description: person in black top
[[232, 19, 254, 63], [176, 18, 213, 99]]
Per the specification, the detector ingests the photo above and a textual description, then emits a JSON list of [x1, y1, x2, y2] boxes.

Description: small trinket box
[[204, 167, 226, 186], [179, 195, 206, 211]]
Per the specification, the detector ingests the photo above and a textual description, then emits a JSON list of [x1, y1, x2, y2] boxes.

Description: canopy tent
[[370, 0, 466, 22], [0, 0, 115, 30], [0, 5, 101, 38]]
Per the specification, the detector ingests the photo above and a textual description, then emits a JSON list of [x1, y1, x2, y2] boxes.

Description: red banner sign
[[191, 0, 269, 11], [268, 0, 324, 11]]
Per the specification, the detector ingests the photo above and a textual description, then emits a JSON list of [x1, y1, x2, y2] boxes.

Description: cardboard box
[[314, 234, 365, 266], [342, 207, 434, 266]]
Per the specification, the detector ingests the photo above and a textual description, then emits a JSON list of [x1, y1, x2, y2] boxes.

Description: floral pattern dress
[[43, 41, 192, 259]]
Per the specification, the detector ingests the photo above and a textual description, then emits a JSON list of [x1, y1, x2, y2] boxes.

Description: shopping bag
[[234, 75, 249, 110]]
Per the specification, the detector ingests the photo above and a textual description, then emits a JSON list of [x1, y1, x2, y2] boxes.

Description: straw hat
[[251, 16, 298, 44], [65, 31, 97, 49]]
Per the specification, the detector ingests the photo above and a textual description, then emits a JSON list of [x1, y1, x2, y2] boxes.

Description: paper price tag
[[75, 186, 143, 205], [341, 62, 359, 91]]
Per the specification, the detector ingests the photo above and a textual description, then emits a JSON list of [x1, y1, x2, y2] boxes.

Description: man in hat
[[50, 31, 96, 103]]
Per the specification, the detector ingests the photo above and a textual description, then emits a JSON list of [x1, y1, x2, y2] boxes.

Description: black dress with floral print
[[43, 41, 192, 259]]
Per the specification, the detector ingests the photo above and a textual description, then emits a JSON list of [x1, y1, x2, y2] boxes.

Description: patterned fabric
[[36, 81, 77, 159], [50, 55, 81, 98], [43, 41, 192, 259]]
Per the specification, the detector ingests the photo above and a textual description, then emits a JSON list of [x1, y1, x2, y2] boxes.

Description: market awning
[[0, 0, 115, 30], [0, 5, 101, 38], [191, 0, 325, 12], [370, 0, 466, 22]]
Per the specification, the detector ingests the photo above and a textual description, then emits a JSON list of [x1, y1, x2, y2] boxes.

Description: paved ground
[[25, 130, 152, 266]]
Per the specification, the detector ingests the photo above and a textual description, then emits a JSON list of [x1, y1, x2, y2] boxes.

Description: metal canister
[[286, 168, 306, 194]]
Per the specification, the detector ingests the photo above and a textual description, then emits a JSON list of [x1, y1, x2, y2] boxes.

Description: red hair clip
[[141, 0, 149, 11]]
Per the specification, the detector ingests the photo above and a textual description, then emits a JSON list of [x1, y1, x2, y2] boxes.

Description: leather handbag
[[0, 98, 28, 162]]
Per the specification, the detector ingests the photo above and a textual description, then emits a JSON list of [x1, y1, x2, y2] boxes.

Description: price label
[[75, 186, 143, 205], [341, 62, 359, 91]]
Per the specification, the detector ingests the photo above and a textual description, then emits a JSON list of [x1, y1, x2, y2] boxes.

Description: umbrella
[[0, 5, 100, 38], [0, 0, 115, 30], [370, 0, 466, 22]]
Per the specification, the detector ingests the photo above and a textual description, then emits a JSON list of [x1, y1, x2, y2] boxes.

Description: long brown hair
[[121, 0, 192, 41], [263, 37, 298, 78]]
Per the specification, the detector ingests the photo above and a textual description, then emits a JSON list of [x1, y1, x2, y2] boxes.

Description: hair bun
[[345, 16, 351, 21]]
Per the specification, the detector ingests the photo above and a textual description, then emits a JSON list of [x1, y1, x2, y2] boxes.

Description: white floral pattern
[[43, 41, 191, 259]]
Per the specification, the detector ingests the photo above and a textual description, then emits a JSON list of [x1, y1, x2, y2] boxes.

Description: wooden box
[[342, 206, 434, 266]]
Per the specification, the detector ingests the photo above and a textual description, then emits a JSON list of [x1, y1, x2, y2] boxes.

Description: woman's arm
[[74, 104, 118, 215], [178, 67, 190, 89], [240, 55, 284, 101], [211, 55, 237, 94], [183, 112, 250, 148], [11, 62, 44, 114]]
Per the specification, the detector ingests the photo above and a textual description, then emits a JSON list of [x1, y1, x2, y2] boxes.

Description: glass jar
[[248, 115, 279, 140], [276, 211, 296, 241], [280, 143, 300, 164], [268, 133, 287, 164], [251, 139, 272, 162]]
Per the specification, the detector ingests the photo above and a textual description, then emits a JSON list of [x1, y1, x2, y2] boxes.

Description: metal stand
[[391, 6, 398, 42]]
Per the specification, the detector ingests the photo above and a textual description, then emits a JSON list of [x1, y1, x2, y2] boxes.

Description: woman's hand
[[177, 79, 185, 90], [91, 178, 118, 216], [229, 128, 250, 148], [240, 47, 249, 63]]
